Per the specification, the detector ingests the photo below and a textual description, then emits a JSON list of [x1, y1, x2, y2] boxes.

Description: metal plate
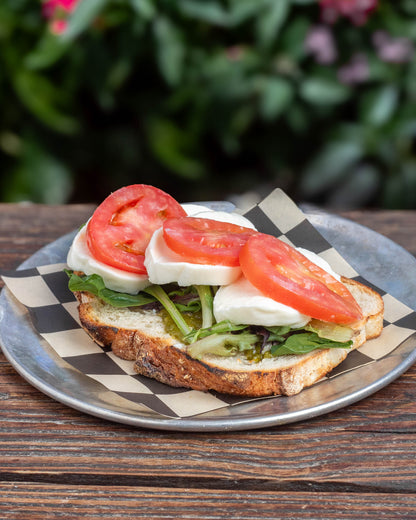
[[1, 209, 416, 432]]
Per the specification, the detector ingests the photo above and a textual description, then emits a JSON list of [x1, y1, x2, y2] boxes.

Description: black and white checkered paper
[[2, 189, 416, 418]]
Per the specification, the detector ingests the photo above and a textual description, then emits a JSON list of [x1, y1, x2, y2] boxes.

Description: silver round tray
[[1, 210, 416, 431]]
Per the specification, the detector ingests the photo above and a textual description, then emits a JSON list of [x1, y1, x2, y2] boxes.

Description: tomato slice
[[240, 234, 363, 324], [87, 185, 186, 274], [163, 217, 258, 266]]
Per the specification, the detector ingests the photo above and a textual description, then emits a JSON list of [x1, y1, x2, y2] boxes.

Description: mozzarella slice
[[214, 249, 341, 327], [214, 276, 310, 328], [181, 203, 214, 216], [144, 228, 241, 286], [144, 209, 257, 286], [67, 226, 150, 294]]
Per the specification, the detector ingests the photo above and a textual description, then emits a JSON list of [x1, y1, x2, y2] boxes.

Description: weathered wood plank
[[1, 360, 415, 492], [0, 484, 415, 520], [0, 204, 95, 275]]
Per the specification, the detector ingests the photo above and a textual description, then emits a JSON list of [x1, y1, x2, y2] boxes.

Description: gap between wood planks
[[0, 473, 414, 494]]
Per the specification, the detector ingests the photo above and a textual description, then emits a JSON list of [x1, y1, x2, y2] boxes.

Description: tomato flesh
[[163, 217, 258, 266], [87, 185, 186, 274], [240, 234, 363, 324]]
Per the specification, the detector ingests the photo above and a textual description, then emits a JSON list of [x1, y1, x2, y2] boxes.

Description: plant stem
[[194, 285, 214, 329], [144, 285, 191, 337]]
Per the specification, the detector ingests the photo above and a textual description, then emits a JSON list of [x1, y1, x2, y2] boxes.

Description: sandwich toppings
[[240, 234, 363, 325], [67, 184, 365, 366]]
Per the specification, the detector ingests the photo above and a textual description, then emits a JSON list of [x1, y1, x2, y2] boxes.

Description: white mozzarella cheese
[[181, 203, 214, 216], [66, 226, 150, 294], [144, 209, 256, 286], [214, 276, 310, 328], [144, 228, 241, 286]]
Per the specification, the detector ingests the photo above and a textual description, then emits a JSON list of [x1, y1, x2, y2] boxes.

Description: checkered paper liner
[[2, 189, 416, 419]]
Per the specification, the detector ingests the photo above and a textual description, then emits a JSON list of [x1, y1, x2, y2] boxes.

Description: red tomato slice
[[240, 234, 363, 324], [87, 185, 186, 274], [163, 217, 258, 266]]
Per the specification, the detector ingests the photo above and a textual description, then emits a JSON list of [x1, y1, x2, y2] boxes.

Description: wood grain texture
[[0, 204, 415, 518], [0, 203, 95, 274], [1, 484, 416, 520]]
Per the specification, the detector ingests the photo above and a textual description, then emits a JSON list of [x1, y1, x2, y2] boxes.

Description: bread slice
[[73, 276, 384, 397]]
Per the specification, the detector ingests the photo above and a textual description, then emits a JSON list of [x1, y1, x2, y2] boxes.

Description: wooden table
[[0, 203, 415, 519]]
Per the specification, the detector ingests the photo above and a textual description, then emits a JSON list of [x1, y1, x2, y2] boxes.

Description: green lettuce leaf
[[270, 332, 352, 357], [66, 270, 155, 307], [184, 319, 248, 344]]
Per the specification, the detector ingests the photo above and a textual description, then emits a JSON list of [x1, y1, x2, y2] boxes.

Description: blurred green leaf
[[178, 0, 229, 26], [280, 16, 310, 61], [360, 85, 398, 127], [229, 105, 256, 137], [153, 17, 185, 86], [301, 140, 364, 196], [256, 0, 290, 49], [401, 161, 416, 208], [286, 104, 309, 133], [198, 50, 259, 101], [62, 0, 110, 41], [25, 31, 70, 69], [0, 5, 16, 39], [146, 117, 205, 179], [130, 0, 155, 19], [2, 139, 72, 203], [258, 77, 293, 120], [405, 60, 416, 101], [300, 78, 350, 106], [402, 0, 416, 15], [228, 0, 265, 26], [380, 163, 416, 209], [13, 69, 79, 134]]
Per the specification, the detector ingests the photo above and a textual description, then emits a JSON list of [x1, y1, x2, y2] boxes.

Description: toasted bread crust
[[73, 277, 384, 397], [133, 341, 350, 396]]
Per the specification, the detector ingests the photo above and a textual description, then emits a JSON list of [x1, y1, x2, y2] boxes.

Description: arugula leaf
[[270, 332, 352, 357], [66, 270, 155, 307], [169, 286, 201, 313], [264, 325, 291, 342], [184, 319, 248, 344]]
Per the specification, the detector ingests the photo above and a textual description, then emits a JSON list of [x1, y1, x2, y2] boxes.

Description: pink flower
[[304, 25, 337, 64], [320, 0, 378, 25], [372, 31, 414, 63], [338, 53, 370, 84], [43, 0, 79, 34]]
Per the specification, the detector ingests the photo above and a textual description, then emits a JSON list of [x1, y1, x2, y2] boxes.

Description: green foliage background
[[1, 0, 415, 207]]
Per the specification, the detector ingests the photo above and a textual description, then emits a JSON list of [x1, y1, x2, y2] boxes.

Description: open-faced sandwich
[[66, 184, 384, 397]]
